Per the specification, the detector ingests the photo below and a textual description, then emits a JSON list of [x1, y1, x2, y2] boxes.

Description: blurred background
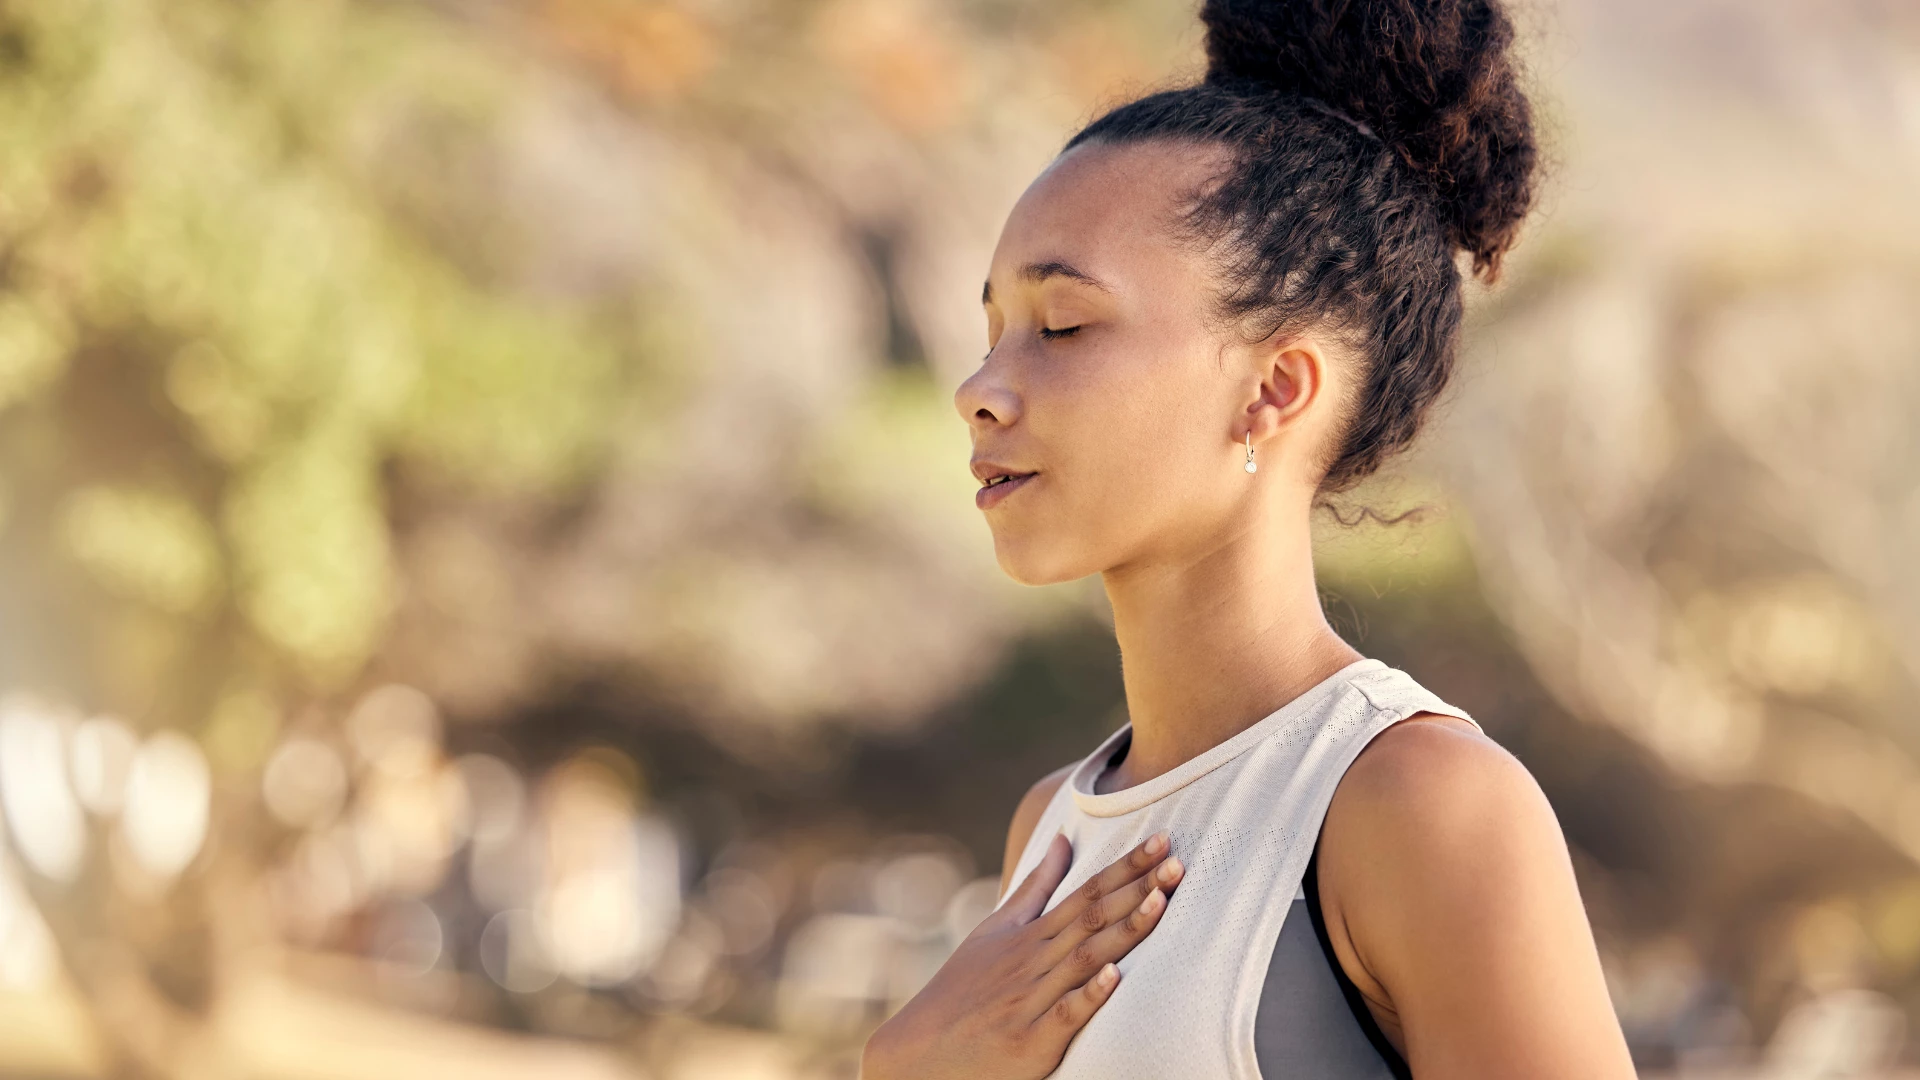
[[1, 0, 1918, 1076]]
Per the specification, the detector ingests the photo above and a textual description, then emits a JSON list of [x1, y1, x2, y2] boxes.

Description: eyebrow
[[981, 260, 1115, 305]]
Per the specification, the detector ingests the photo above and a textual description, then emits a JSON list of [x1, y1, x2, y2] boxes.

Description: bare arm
[[1317, 717, 1636, 1080]]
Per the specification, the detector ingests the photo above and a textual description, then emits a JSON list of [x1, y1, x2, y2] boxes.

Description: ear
[[1243, 336, 1328, 442]]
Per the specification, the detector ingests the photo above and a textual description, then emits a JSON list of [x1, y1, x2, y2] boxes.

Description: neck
[[1096, 502, 1362, 793]]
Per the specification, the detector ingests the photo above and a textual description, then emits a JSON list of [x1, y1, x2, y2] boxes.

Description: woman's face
[[956, 137, 1328, 586]]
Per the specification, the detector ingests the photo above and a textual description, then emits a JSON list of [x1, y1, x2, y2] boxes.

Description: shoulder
[[1329, 712, 1550, 853], [1317, 713, 1634, 1074], [999, 762, 1076, 897], [1321, 712, 1566, 928]]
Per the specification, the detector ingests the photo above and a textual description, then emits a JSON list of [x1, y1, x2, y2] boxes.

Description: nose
[[953, 353, 1022, 432]]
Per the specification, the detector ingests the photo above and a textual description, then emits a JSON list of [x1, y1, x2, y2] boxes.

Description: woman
[[862, 1, 1636, 1078]]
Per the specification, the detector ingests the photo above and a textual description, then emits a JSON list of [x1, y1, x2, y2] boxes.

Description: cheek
[[1041, 337, 1228, 532]]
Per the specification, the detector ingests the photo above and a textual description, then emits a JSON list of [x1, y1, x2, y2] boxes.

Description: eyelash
[[980, 325, 1081, 360]]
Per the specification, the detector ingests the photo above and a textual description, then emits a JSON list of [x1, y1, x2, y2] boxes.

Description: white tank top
[[995, 658, 1481, 1080]]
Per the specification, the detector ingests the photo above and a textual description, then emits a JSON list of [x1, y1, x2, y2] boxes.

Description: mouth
[[976, 470, 1038, 510]]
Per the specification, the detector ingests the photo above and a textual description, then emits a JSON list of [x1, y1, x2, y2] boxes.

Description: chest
[[1017, 751, 1336, 1080], [991, 664, 1468, 1079]]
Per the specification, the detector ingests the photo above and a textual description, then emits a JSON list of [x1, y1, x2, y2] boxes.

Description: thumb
[[996, 832, 1071, 926]]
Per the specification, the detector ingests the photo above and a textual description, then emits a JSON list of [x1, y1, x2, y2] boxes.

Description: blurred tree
[[0, 0, 648, 1072]]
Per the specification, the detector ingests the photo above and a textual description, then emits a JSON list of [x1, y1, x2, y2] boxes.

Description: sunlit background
[[2, 0, 1919, 1076]]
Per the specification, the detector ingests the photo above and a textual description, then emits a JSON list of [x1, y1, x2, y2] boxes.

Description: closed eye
[[1039, 326, 1081, 340]]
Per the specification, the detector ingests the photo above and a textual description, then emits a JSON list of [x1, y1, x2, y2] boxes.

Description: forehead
[[990, 138, 1229, 298]]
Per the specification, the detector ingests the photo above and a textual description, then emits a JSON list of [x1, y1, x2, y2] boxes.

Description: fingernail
[[1139, 888, 1164, 915], [1098, 963, 1118, 987], [1145, 831, 1168, 856], [1157, 857, 1183, 885]]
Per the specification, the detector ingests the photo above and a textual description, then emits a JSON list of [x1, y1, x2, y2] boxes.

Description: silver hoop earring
[[1244, 430, 1257, 474]]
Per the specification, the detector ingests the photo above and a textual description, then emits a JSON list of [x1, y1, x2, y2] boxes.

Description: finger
[[1036, 885, 1169, 1007], [1048, 852, 1184, 956], [1036, 830, 1170, 937], [996, 832, 1072, 925], [1035, 962, 1120, 1043]]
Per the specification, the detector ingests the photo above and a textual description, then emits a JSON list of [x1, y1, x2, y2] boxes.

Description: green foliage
[[0, 0, 642, 701]]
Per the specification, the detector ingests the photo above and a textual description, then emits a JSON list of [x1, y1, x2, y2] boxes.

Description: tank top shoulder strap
[[1268, 662, 1474, 1079], [1343, 664, 1482, 735], [993, 763, 1084, 911]]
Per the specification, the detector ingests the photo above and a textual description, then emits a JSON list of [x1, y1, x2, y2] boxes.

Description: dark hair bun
[[1200, 0, 1537, 278]]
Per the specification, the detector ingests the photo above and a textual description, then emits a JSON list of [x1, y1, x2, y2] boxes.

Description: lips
[[976, 470, 1037, 510]]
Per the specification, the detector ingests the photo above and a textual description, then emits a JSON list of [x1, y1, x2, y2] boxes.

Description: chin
[[990, 531, 1097, 587]]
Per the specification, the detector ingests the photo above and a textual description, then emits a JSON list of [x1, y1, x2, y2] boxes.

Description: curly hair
[[1061, 0, 1538, 492]]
